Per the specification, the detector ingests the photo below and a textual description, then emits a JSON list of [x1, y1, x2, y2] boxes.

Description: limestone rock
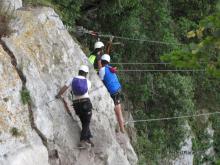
[[0, 0, 22, 11], [0, 45, 49, 165], [1, 7, 138, 165], [170, 122, 193, 165]]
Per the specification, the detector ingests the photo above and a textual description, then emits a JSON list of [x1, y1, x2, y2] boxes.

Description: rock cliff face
[[1, 0, 22, 11], [0, 3, 137, 165]]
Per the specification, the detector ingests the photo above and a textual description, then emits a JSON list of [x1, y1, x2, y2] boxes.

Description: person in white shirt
[[55, 65, 94, 148]]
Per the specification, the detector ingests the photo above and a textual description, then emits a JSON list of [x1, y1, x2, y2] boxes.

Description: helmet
[[79, 65, 89, 73], [94, 41, 104, 49], [101, 54, 110, 63]]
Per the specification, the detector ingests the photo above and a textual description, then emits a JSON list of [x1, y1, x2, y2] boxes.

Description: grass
[[10, 127, 22, 137], [22, 0, 53, 7], [20, 88, 32, 105], [215, 160, 220, 165]]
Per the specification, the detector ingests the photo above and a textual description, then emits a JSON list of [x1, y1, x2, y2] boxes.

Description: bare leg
[[114, 104, 125, 133]]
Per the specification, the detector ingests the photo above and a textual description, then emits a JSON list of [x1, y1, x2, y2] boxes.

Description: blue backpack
[[71, 77, 88, 96]]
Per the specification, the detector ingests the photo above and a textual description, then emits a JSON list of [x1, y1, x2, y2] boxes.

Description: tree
[[161, 2, 220, 77]]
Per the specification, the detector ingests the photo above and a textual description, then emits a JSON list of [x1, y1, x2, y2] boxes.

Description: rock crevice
[[0, 39, 60, 163]]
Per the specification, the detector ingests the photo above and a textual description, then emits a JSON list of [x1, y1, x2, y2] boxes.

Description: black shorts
[[111, 91, 121, 105]]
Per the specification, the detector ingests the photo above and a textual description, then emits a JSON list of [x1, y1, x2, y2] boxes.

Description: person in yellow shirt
[[88, 37, 113, 70]]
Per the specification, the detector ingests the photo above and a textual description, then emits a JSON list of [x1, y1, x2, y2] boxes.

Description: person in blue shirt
[[99, 54, 125, 133]]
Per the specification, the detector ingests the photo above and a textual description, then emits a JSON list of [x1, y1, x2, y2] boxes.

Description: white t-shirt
[[99, 67, 106, 80], [65, 75, 91, 100]]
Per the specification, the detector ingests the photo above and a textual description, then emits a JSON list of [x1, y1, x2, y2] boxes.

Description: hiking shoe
[[78, 140, 91, 148], [86, 139, 94, 147]]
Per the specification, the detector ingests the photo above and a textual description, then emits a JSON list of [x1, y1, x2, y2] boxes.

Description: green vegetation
[[191, 121, 212, 164], [216, 160, 220, 165], [10, 127, 22, 137], [0, 1, 15, 38], [23, 0, 52, 6], [20, 0, 220, 164], [75, 1, 219, 163], [20, 88, 31, 105], [23, 0, 83, 26], [161, 2, 220, 77], [212, 115, 220, 162], [132, 74, 194, 162]]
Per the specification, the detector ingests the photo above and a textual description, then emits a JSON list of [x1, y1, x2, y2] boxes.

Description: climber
[[55, 65, 94, 148], [98, 54, 125, 133], [88, 36, 114, 70]]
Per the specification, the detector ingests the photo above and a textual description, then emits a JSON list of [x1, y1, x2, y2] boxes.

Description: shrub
[[10, 127, 21, 137], [20, 88, 31, 105], [22, 0, 53, 7], [0, 1, 15, 38]]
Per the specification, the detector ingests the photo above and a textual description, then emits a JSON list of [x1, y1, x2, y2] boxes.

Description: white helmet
[[79, 65, 89, 73], [101, 54, 110, 63], [94, 41, 104, 49]]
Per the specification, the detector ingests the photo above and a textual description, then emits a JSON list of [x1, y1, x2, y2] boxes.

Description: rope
[[111, 62, 208, 65], [78, 26, 183, 46], [125, 111, 220, 125], [117, 69, 205, 72], [112, 62, 171, 65], [46, 99, 57, 104], [97, 34, 183, 46]]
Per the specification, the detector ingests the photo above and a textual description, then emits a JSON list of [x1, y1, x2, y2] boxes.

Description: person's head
[[101, 54, 110, 66], [78, 65, 89, 77], [94, 41, 104, 53]]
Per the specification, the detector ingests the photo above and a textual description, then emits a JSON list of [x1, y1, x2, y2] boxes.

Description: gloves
[[109, 67, 117, 73]]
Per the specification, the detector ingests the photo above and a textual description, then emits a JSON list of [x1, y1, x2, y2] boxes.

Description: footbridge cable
[[125, 111, 220, 125], [76, 26, 184, 46], [117, 69, 205, 72]]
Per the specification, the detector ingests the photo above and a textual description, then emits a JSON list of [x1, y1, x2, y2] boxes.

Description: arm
[[106, 42, 112, 54], [106, 36, 114, 54], [98, 59, 102, 70], [99, 67, 105, 80], [97, 51, 102, 70], [55, 85, 69, 99]]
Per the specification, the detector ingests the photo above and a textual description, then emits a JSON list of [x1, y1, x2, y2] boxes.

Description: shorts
[[111, 91, 121, 105]]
